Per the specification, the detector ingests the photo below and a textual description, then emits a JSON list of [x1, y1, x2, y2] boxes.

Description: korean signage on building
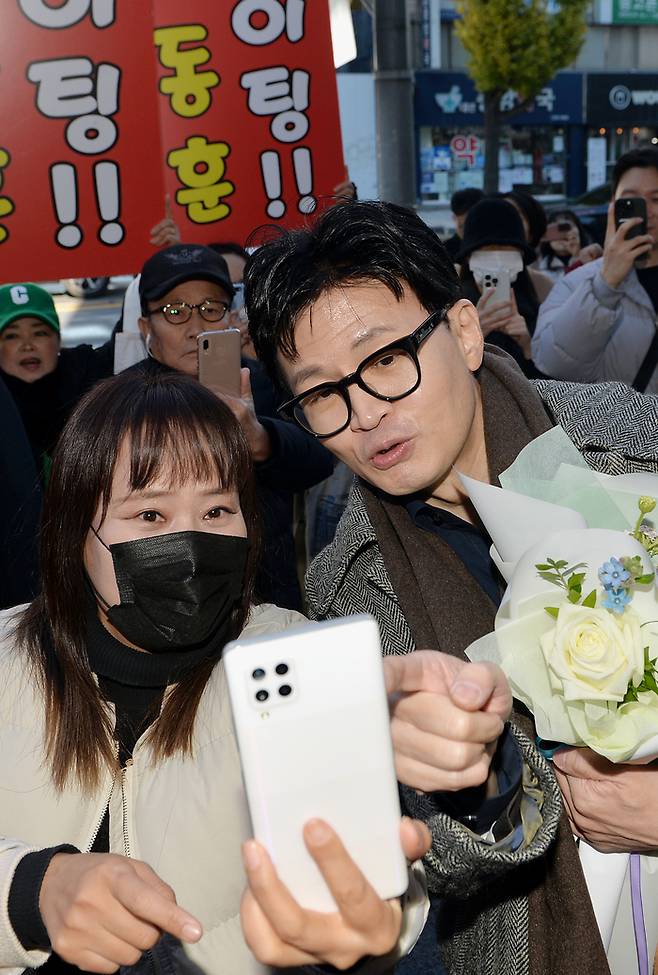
[[0, 0, 344, 282], [414, 71, 585, 127], [612, 0, 658, 23], [587, 73, 658, 125]]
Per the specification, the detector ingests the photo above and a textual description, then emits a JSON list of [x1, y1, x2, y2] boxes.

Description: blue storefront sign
[[415, 71, 585, 126]]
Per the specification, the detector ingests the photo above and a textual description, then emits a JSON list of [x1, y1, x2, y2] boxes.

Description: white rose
[[539, 603, 644, 702]]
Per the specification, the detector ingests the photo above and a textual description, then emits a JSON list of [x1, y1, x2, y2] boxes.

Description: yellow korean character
[[154, 24, 220, 118], [168, 136, 234, 223], [0, 149, 15, 244]]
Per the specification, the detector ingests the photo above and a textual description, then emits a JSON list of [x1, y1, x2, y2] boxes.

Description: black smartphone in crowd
[[614, 197, 648, 266]]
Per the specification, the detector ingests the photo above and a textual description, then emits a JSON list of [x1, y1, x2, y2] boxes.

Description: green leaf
[[544, 606, 559, 619], [644, 672, 658, 695], [535, 563, 553, 571], [567, 589, 581, 604], [555, 560, 569, 569], [636, 573, 654, 585], [582, 590, 597, 608], [568, 572, 586, 589]]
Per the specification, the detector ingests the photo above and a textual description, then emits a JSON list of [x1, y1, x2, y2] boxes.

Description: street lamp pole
[[373, 0, 416, 206]]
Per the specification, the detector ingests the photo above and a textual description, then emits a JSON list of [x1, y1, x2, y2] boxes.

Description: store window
[[586, 125, 658, 188], [418, 124, 567, 201]]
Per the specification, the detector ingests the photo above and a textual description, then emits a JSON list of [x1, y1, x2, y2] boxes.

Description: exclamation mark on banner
[[94, 161, 124, 245], [293, 147, 315, 213], [260, 151, 286, 219], [50, 163, 82, 248]]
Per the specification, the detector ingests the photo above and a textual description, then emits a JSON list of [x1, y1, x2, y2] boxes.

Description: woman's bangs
[[127, 412, 246, 494]]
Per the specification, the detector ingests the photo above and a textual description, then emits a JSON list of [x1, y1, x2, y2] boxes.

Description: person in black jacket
[[133, 244, 333, 610], [0, 283, 113, 481]]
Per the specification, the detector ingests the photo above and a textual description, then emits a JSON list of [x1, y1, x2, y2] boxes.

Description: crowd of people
[[1, 146, 658, 975]]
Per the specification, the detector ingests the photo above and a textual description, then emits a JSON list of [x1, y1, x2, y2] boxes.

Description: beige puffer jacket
[[0, 602, 426, 975]]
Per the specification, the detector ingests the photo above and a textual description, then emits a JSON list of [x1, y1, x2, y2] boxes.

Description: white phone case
[[483, 267, 511, 304], [224, 614, 408, 912]]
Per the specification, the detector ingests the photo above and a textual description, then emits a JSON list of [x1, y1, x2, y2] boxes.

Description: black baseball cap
[[139, 244, 235, 311]]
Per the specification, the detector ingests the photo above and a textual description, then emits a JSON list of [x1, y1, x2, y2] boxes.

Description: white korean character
[[27, 59, 120, 154], [499, 89, 518, 112], [535, 87, 556, 112], [231, 0, 305, 45], [241, 67, 309, 143], [19, 0, 115, 29]]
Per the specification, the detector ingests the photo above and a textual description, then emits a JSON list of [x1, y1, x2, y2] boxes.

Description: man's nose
[[348, 384, 389, 431]]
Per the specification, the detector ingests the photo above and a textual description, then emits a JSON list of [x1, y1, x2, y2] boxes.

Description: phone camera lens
[[256, 689, 269, 702], [203, 339, 209, 351], [279, 684, 292, 697], [252, 668, 266, 680], [275, 663, 288, 675]]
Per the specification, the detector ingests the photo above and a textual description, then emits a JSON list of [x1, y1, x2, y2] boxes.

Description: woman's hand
[[476, 288, 516, 338], [39, 853, 202, 973], [498, 293, 532, 359], [240, 816, 430, 969]]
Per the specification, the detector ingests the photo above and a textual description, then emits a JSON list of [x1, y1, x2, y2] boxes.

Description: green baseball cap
[[0, 283, 60, 335]]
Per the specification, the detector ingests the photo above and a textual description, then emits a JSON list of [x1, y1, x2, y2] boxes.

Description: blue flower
[[599, 558, 631, 589], [602, 588, 632, 615]]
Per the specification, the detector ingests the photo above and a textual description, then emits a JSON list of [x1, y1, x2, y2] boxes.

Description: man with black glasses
[[134, 243, 332, 609], [245, 200, 658, 975]]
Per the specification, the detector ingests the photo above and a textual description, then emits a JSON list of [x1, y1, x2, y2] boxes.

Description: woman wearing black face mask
[[0, 371, 428, 975]]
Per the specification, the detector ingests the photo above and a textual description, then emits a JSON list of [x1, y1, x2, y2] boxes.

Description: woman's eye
[[139, 510, 160, 523], [205, 506, 227, 520]]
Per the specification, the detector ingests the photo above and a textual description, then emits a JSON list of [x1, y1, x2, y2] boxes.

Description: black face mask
[[92, 529, 248, 653]]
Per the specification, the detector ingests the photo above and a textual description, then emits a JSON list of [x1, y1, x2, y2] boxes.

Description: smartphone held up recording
[[224, 615, 408, 912], [197, 328, 241, 397], [482, 267, 511, 304], [614, 197, 649, 267]]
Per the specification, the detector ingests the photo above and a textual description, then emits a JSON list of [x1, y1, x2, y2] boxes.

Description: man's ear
[[137, 317, 150, 341], [446, 299, 484, 372]]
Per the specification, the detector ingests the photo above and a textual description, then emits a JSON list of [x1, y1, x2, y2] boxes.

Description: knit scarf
[[361, 348, 610, 975]]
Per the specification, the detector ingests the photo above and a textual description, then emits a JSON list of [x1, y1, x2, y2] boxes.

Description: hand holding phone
[[481, 267, 511, 305], [224, 615, 408, 913], [197, 328, 241, 397], [603, 198, 653, 288], [240, 817, 430, 969]]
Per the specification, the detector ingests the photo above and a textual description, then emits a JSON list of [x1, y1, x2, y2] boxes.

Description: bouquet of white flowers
[[459, 428, 658, 961]]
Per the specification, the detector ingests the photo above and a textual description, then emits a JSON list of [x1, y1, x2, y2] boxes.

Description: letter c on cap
[[10, 285, 29, 306]]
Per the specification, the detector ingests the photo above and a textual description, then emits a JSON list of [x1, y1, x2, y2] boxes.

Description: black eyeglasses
[[148, 298, 230, 326], [278, 310, 446, 438]]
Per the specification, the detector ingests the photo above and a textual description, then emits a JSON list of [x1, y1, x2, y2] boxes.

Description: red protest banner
[[154, 0, 346, 246], [0, 0, 165, 283], [0, 1, 345, 283]]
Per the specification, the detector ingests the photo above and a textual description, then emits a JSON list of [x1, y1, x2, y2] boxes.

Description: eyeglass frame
[[146, 298, 230, 325], [278, 308, 447, 439]]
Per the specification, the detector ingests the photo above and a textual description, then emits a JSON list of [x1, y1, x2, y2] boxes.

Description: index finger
[[115, 873, 202, 944]]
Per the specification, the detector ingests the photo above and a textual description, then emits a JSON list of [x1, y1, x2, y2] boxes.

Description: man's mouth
[[370, 439, 412, 471]]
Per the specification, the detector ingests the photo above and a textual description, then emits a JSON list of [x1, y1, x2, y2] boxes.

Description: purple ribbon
[[631, 853, 649, 975]]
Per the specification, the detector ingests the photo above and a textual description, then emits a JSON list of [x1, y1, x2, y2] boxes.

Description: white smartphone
[[482, 267, 511, 304], [224, 615, 408, 912], [197, 328, 241, 397]]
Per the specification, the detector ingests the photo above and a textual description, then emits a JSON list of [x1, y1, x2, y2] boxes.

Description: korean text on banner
[[0, 0, 166, 282], [154, 0, 346, 246]]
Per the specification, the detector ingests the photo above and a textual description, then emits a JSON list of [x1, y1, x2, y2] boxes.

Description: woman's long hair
[[14, 369, 260, 792]]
